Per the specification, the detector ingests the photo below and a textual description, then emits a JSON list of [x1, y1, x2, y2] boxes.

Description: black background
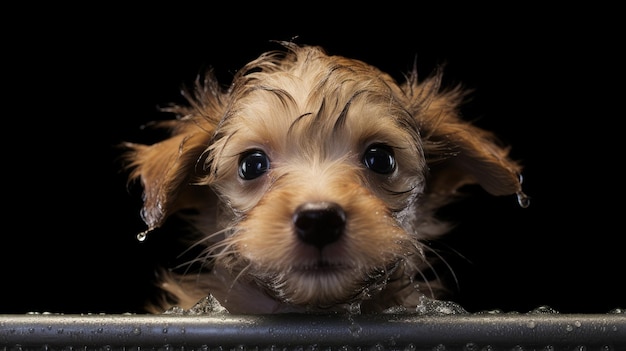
[[2, 6, 623, 315]]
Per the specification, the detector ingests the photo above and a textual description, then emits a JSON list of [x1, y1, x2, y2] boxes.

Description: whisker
[[421, 241, 461, 293], [176, 227, 236, 259], [409, 263, 435, 298], [172, 230, 246, 283], [229, 263, 253, 291]]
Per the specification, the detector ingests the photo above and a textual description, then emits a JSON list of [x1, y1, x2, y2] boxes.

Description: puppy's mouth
[[295, 258, 351, 273]]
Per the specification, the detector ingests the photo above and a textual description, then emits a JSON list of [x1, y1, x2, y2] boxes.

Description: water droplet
[[516, 190, 530, 208], [529, 305, 559, 314], [526, 321, 536, 329], [514, 173, 530, 208], [415, 296, 468, 315], [371, 343, 384, 351], [348, 302, 361, 314], [349, 322, 362, 337], [136, 230, 148, 242], [383, 305, 408, 314]]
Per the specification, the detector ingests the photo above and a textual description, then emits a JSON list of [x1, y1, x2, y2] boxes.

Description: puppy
[[122, 41, 528, 314]]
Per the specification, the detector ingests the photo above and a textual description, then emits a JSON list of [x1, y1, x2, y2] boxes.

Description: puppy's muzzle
[[293, 201, 346, 250]]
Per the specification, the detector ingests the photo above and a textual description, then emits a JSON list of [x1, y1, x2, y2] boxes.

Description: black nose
[[293, 201, 346, 250]]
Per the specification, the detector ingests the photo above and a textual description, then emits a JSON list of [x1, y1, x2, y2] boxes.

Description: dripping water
[[136, 227, 154, 242], [516, 173, 530, 208]]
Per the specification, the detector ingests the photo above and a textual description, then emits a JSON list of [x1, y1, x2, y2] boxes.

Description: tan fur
[[122, 41, 526, 314]]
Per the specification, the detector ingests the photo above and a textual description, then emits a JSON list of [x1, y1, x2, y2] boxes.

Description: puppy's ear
[[122, 128, 213, 230], [405, 70, 525, 201]]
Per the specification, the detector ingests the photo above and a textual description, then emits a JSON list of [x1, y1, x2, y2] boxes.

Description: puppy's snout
[[293, 202, 346, 250]]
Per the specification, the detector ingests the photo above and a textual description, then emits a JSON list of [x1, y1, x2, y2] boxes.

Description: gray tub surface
[[2, 311, 625, 350]]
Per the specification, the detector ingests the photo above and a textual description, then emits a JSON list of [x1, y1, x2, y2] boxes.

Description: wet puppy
[[122, 41, 528, 314]]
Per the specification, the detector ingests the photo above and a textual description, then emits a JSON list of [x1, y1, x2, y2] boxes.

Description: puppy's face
[[205, 64, 428, 305], [124, 42, 526, 312]]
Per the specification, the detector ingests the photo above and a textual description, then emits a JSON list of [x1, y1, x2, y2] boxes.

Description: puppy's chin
[[254, 244, 395, 307]]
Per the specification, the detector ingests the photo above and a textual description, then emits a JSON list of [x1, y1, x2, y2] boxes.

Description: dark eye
[[363, 144, 396, 174], [239, 150, 270, 180]]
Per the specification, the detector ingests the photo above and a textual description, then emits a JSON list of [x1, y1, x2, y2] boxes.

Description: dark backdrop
[[2, 6, 623, 315]]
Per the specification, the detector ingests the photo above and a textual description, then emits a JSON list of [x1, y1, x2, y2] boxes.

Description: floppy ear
[[404, 69, 525, 202], [122, 128, 214, 230]]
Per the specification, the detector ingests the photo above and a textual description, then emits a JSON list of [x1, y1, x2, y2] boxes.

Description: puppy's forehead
[[222, 50, 417, 153], [236, 52, 395, 113]]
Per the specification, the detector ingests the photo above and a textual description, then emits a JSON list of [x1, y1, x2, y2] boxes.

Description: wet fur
[[122, 41, 526, 314]]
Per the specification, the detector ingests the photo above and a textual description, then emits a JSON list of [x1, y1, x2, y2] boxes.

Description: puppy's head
[[123, 42, 526, 312]]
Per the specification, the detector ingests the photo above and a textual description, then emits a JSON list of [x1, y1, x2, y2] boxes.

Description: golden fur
[[122, 41, 527, 314]]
